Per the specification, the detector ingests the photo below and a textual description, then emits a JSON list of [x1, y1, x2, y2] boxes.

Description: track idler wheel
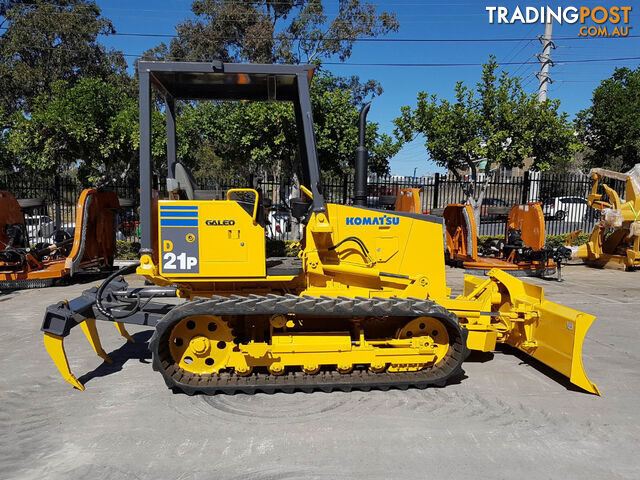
[[399, 317, 450, 359], [168, 315, 234, 374], [389, 317, 452, 373]]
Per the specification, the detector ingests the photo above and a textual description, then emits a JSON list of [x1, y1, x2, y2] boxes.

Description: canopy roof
[[138, 61, 314, 101]]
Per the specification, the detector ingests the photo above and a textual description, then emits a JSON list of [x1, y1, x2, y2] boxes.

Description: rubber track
[[149, 294, 469, 395]]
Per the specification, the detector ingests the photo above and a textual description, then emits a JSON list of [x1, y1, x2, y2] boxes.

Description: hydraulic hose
[[95, 261, 140, 320]]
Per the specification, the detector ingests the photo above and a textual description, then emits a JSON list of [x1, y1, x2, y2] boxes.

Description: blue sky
[[94, 0, 639, 176]]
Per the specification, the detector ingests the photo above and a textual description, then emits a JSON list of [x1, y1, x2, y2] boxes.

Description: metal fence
[[1, 171, 625, 244], [320, 171, 612, 237], [0, 175, 141, 244]]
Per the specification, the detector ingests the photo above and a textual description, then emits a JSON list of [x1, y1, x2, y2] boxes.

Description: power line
[[5, 26, 639, 44], [554, 80, 603, 84], [324, 57, 640, 67], [6, 0, 478, 7], [501, 22, 538, 65], [100, 32, 640, 43], [510, 54, 538, 78], [503, 38, 533, 66], [522, 79, 536, 89], [6, 40, 640, 67], [104, 32, 548, 42]]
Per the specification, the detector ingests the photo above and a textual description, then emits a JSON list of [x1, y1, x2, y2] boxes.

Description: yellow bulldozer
[[41, 62, 599, 395], [569, 166, 640, 270]]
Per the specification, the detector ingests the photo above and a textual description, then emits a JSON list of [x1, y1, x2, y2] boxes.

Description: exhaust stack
[[353, 102, 371, 207]]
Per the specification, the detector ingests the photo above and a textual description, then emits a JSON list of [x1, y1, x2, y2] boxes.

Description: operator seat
[[170, 161, 266, 227], [170, 161, 222, 200]]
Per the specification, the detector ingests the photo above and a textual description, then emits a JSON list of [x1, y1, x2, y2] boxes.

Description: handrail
[[226, 188, 259, 221]]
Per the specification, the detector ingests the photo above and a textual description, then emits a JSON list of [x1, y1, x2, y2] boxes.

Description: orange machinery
[[443, 202, 563, 277], [395, 189, 566, 278], [394, 187, 425, 214], [0, 189, 119, 289]]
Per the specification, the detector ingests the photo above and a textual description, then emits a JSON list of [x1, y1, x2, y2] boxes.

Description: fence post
[[343, 176, 349, 204], [433, 172, 440, 209], [54, 175, 62, 228], [521, 170, 530, 204]]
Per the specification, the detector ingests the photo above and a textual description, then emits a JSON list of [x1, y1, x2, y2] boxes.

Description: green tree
[[139, 1, 401, 184], [142, 0, 398, 64], [394, 57, 581, 230], [576, 66, 640, 173], [0, 105, 12, 173], [141, 0, 397, 108], [0, 0, 129, 114], [6, 71, 398, 189], [7, 78, 164, 185]]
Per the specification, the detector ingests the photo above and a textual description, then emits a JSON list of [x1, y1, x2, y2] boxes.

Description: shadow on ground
[[77, 330, 152, 386], [465, 351, 494, 363], [495, 343, 594, 395]]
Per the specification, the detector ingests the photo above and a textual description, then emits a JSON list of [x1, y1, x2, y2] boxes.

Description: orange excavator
[[395, 189, 570, 279], [0, 189, 119, 289]]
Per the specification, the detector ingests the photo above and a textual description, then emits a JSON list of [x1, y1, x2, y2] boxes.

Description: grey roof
[[138, 61, 315, 101]]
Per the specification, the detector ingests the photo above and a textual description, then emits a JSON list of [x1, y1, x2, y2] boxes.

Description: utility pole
[[536, 18, 554, 102]]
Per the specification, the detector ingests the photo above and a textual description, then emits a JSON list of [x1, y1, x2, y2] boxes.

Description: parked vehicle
[[266, 203, 292, 240], [24, 215, 56, 242], [118, 211, 140, 238], [542, 196, 597, 222], [366, 195, 397, 210], [50, 223, 126, 242], [480, 198, 509, 220]]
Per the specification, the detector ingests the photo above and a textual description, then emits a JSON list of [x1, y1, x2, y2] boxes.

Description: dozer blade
[[530, 299, 600, 395], [459, 269, 600, 395]]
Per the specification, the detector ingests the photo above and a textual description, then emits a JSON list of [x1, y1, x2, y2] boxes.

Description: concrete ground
[[1, 264, 639, 480]]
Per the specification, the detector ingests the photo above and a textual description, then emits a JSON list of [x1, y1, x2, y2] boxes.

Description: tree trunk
[[291, 172, 303, 240], [455, 168, 493, 238], [271, 158, 282, 204], [468, 196, 483, 234]]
